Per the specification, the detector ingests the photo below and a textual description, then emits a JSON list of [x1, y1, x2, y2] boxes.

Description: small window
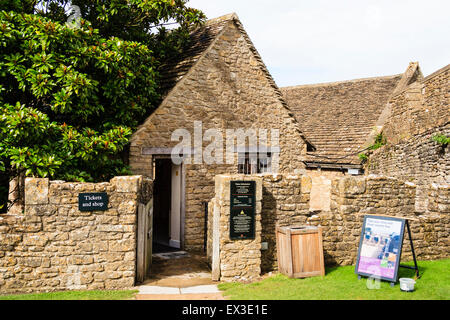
[[238, 152, 272, 174]]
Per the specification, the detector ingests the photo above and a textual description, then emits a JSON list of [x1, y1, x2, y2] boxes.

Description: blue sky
[[189, 0, 450, 87]]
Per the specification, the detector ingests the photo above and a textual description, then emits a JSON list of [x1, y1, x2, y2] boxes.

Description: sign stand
[[398, 219, 420, 281], [355, 215, 420, 286]]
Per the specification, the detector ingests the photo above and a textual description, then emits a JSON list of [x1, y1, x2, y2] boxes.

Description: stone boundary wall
[[0, 176, 152, 294], [209, 175, 262, 282], [261, 174, 448, 269], [208, 174, 448, 281], [308, 175, 449, 266], [207, 174, 313, 275]]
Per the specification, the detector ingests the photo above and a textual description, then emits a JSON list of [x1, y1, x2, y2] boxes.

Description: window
[[238, 152, 272, 174]]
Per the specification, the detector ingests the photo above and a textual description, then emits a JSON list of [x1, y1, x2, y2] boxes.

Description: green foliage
[[7, 1, 207, 61], [0, 2, 206, 211], [0, 0, 36, 14], [368, 133, 387, 151], [432, 134, 450, 146], [0, 173, 8, 212], [358, 153, 369, 162], [0, 10, 158, 183], [0, 289, 138, 300], [358, 133, 387, 163]]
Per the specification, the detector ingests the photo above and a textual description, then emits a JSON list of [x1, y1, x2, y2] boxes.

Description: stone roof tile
[[158, 14, 235, 98], [281, 74, 403, 165]]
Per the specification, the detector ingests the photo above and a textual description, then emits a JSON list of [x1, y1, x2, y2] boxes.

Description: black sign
[[230, 181, 256, 240], [78, 193, 108, 211]]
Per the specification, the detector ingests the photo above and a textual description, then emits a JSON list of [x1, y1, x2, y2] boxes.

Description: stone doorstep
[[135, 293, 225, 300], [138, 286, 181, 295], [138, 285, 221, 295], [180, 285, 221, 294]]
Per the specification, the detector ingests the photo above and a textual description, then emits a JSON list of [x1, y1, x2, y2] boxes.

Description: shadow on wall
[[0, 173, 8, 214], [261, 186, 277, 273]]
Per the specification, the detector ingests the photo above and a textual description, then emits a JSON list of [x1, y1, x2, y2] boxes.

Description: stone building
[[129, 13, 313, 251], [280, 62, 426, 211], [368, 63, 449, 212], [129, 12, 448, 253], [1, 12, 448, 293]]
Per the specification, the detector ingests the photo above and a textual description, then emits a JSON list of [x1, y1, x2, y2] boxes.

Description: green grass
[[218, 259, 450, 300], [0, 289, 138, 300]]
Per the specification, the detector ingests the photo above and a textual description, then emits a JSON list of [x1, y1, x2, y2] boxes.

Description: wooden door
[[136, 199, 153, 283]]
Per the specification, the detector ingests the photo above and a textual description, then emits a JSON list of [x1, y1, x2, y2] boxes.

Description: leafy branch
[[432, 134, 450, 147], [358, 133, 387, 163]]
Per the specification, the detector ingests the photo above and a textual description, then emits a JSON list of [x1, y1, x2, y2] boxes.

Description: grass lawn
[[0, 289, 138, 300], [218, 259, 450, 300]]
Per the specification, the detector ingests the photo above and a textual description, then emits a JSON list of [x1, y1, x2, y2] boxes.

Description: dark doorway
[[153, 158, 172, 251]]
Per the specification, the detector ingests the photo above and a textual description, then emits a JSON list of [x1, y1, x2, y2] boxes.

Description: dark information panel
[[78, 193, 108, 211], [230, 181, 256, 240]]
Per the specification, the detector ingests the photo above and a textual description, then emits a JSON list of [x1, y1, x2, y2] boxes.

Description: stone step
[[138, 284, 221, 295]]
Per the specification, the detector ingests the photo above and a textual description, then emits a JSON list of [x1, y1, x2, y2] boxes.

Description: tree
[[0, 1, 206, 212], [2, 1, 206, 60]]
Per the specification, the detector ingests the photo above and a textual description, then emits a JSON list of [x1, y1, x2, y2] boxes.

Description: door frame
[[145, 148, 186, 250]]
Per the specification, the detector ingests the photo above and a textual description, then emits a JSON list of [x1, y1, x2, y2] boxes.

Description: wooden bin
[[276, 225, 325, 278]]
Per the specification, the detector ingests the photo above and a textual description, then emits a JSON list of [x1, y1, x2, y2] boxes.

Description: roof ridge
[[281, 74, 403, 90], [423, 63, 450, 82], [229, 17, 315, 149], [205, 12, 239, 25]]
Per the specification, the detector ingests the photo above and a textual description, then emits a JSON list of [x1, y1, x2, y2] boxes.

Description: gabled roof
[[281, 74, 403, 167], [158, 14, 234, 98], [148, 13, 314, 148]]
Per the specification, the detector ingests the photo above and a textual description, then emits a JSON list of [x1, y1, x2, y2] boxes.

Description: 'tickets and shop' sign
[[230, 181, 256, 240], [78, 193, 108, 212]]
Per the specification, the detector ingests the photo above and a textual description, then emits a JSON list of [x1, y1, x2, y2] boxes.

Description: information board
[[355, 215, 406, 282], [78, 193, 108, 212], [230, 181, 256, 240]]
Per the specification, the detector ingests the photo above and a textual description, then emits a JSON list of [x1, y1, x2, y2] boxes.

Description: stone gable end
[[129, 19, 308, 250], [130, 19, 307, 171]]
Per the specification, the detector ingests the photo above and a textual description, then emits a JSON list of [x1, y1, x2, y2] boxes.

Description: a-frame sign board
[[355, 215, 420, 286]]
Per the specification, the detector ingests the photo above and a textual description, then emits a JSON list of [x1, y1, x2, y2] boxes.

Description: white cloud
[[188, 0, 450, 86]]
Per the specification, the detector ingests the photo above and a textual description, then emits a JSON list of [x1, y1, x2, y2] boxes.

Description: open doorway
[[152, 157, 183, 253]]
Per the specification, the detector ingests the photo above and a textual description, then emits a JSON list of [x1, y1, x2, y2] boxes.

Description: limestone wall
[[208, 174, 313, 275], [210, 175, 262, 282], [308, 175, 450, 266], [261, 174, 448, 269], [368, 64, 449, 211], [0, 176, 152, 294], [382, 64, 449, 145], [207, 174, 448, 280]]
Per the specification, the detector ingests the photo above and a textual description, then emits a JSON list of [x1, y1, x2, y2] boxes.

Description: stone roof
[[155, 13, 314, 148], [158, 14, 234, 98], [281, 74, 403, 166]]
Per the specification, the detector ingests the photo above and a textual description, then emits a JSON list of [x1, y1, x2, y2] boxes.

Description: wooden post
[[318, 227, 325, 276], [136, 203, 146, 284], [286, 228, 294, 277]]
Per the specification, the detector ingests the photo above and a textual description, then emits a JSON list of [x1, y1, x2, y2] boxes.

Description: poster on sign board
[[355, 215, 406, 282]]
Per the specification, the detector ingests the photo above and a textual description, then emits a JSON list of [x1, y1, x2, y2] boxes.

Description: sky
[[188, 0, 450, 87]]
